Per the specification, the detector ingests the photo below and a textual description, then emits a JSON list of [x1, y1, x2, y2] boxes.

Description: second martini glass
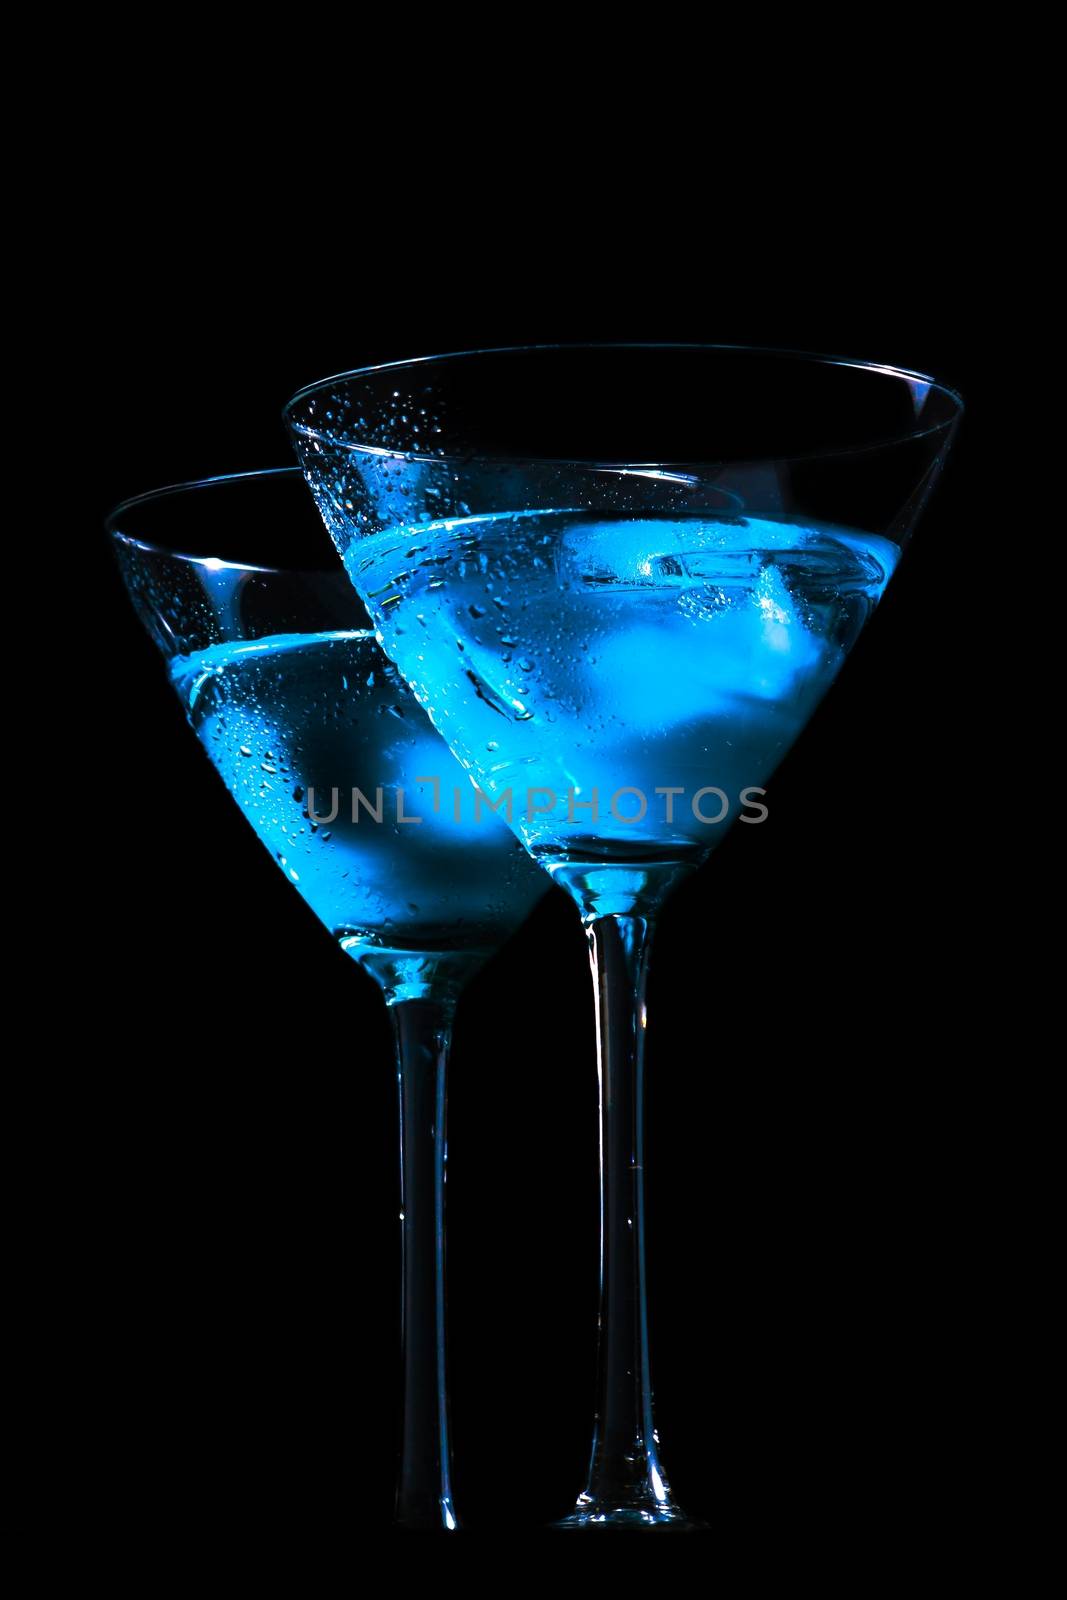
[[109, 467, 549, 1529], [286, 345, 962, 1527]]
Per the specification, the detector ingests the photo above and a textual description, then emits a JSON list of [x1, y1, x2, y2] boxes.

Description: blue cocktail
[[287, 344, 963, 1528], [111, 468, 549, 1531]]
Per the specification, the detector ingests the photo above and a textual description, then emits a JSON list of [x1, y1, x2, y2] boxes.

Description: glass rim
[[105, 464, 333, 576], [283, 341, 964, 469]]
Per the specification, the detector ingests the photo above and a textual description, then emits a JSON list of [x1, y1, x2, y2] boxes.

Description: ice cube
[[557, 516, 816, 590], [576, 559, 828, 734]]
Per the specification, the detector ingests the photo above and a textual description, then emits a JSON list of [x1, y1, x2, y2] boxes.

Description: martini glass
[[286, 345, 963, 1529], [108, 467, 549, 1531]]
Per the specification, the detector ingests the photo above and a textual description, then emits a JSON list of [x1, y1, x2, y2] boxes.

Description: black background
[[80, 176, 983, 1567]]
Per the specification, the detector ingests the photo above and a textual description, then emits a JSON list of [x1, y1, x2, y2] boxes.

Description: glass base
[[554, 1504, 705, 1531], [393, 1497, 459, 1533]]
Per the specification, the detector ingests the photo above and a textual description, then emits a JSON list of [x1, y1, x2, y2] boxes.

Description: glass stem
[[391, 995, 458, 1531], [578, 913, 679, 1521]]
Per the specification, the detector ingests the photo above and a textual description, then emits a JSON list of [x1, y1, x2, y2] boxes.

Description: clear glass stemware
[[108, 467, 548, 1530], [285, 345, 963, 1529]]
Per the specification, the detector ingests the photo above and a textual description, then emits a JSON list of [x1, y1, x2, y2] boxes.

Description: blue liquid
[[346, 512, 898, 874], [170, 630, 546, 989]]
